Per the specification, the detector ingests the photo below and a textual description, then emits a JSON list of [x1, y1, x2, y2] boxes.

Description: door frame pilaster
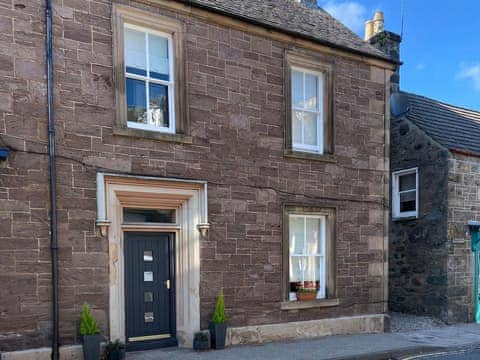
[[96, 173, 208, 347]]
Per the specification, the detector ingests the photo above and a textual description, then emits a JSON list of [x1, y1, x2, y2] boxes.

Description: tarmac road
[[406, 349, 480, 360]]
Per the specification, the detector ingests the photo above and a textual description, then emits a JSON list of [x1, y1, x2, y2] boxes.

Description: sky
[[318, 0, 480, 111]]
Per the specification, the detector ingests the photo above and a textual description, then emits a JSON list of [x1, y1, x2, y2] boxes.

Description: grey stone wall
[[447, 154, 480, 323], [389, 117, 450, 320]]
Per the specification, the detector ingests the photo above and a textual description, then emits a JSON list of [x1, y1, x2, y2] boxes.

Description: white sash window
[[124, 24, 175, 133], [392, 168, 419, 219]]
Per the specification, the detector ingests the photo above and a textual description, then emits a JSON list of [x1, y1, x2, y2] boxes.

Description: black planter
[[208, 322, 227, 349], [193, 339, 210, 351], [107, 348, 126, 360], [82, 334, 101, 360]]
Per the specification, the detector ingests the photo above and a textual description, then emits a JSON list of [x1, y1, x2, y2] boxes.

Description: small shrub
[[211, 290, 227, 324], [80, 304, 100, 336], [194, 332, 208, 341], [106, 339, 125, 352]]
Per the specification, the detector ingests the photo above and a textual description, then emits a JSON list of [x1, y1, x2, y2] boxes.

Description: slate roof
[[176, 0, 394, 62], [401, 92, 480, 155]]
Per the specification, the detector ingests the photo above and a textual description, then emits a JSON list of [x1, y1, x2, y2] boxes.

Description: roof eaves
[[450, 148, 480, 159], [178, 0, 399, 65]]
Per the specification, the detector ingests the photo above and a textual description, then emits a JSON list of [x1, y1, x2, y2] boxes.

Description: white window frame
[[291, 66, 324, 154], [392, 168, 419, 219], [124, 23, 176, 134], [288, 214, 327, 301]]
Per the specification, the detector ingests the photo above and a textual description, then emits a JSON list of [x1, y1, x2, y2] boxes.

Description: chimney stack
[[364, 11, 402, 92]]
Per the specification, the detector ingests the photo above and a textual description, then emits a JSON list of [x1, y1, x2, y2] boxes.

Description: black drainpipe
[[45, 0, 59, 359]]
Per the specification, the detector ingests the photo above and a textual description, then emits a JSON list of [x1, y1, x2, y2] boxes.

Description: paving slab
[[126, 324, 480, 360]]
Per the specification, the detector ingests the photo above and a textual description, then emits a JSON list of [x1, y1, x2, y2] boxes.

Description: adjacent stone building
[[0, 0, 396, 357], [389, 92, 480, 323]]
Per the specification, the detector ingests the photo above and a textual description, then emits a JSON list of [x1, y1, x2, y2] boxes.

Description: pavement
[[126, 323, 480, 360]]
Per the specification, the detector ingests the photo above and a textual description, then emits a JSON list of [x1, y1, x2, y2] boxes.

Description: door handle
[[164, 279, 170, 289]]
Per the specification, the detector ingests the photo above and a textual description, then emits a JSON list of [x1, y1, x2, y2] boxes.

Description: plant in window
[[80, 304, 102, 360], [208, 290, 228, 349], [296, 285, 318, 302]]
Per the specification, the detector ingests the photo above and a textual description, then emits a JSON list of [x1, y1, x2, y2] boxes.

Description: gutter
[[450, 148, 480, 159], [179, 0, 399, 66], [45, 0, 59, 359]]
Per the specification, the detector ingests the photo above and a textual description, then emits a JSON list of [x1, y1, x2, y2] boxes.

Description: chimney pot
[[365, 11, 386, 41], [364, 20, 374, 41], [373, 11, 384, 21], [373, 11, 385, 35]]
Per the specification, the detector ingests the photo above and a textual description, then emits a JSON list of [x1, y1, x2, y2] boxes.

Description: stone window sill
[[280, 298, 340, 310], [392, 215, 418, 222], [113, 126, 193, 144], [284, 149, 337, 163]]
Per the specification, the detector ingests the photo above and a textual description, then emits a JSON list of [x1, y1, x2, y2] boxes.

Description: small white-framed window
[[392, 168, 419, 219], [291, 67, 324, 154], [289, 214, 326, 301], [124, 23, 175, 133]]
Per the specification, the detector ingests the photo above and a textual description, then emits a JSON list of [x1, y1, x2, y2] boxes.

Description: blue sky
[[318, 0, 480, 110]]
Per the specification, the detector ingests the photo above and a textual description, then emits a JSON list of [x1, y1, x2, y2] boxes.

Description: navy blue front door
[[124, 232, 176, 350]]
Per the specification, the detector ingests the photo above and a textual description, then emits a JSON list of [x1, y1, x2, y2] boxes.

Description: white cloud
[[320, 1, 367, 34], [456, 64, 480, 90]]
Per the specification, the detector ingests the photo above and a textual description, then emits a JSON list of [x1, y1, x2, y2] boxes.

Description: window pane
[[290, 256, 321, 285], [303, 112, 318, 146], [149, 34, 170, 81], [123, 208, 175, 223], [400, 191, 416, 212], [126, 78, 147, 124], [125, 28, 147, 76], [289, 217, 305, 254], [292, 70, 304, 108], [149, 83, 169, 128], [290, 256, 305, 282], [304, 73, 317, 110], [144, 292, 153, 302], [144, 271, 153, 282], [143, 251, 153, 262], [144, 312, 154, 323], [303, 256, 320, 284], [306, 217, 321, 255], [292, 111, 303, 144], [399, 173, 416, 192]]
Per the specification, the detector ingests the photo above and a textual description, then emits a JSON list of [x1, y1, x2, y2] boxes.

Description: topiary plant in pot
[[80, 304, 101, 360], [208, 290, 227, 349]]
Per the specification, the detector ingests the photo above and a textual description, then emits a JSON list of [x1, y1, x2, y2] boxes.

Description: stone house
[[0, 0, 396, 357], [389, 92, 480, 323]]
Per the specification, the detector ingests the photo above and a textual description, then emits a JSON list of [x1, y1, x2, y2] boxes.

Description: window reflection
[[144, 251, 153, 262], [144, 271, 153, 282]]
